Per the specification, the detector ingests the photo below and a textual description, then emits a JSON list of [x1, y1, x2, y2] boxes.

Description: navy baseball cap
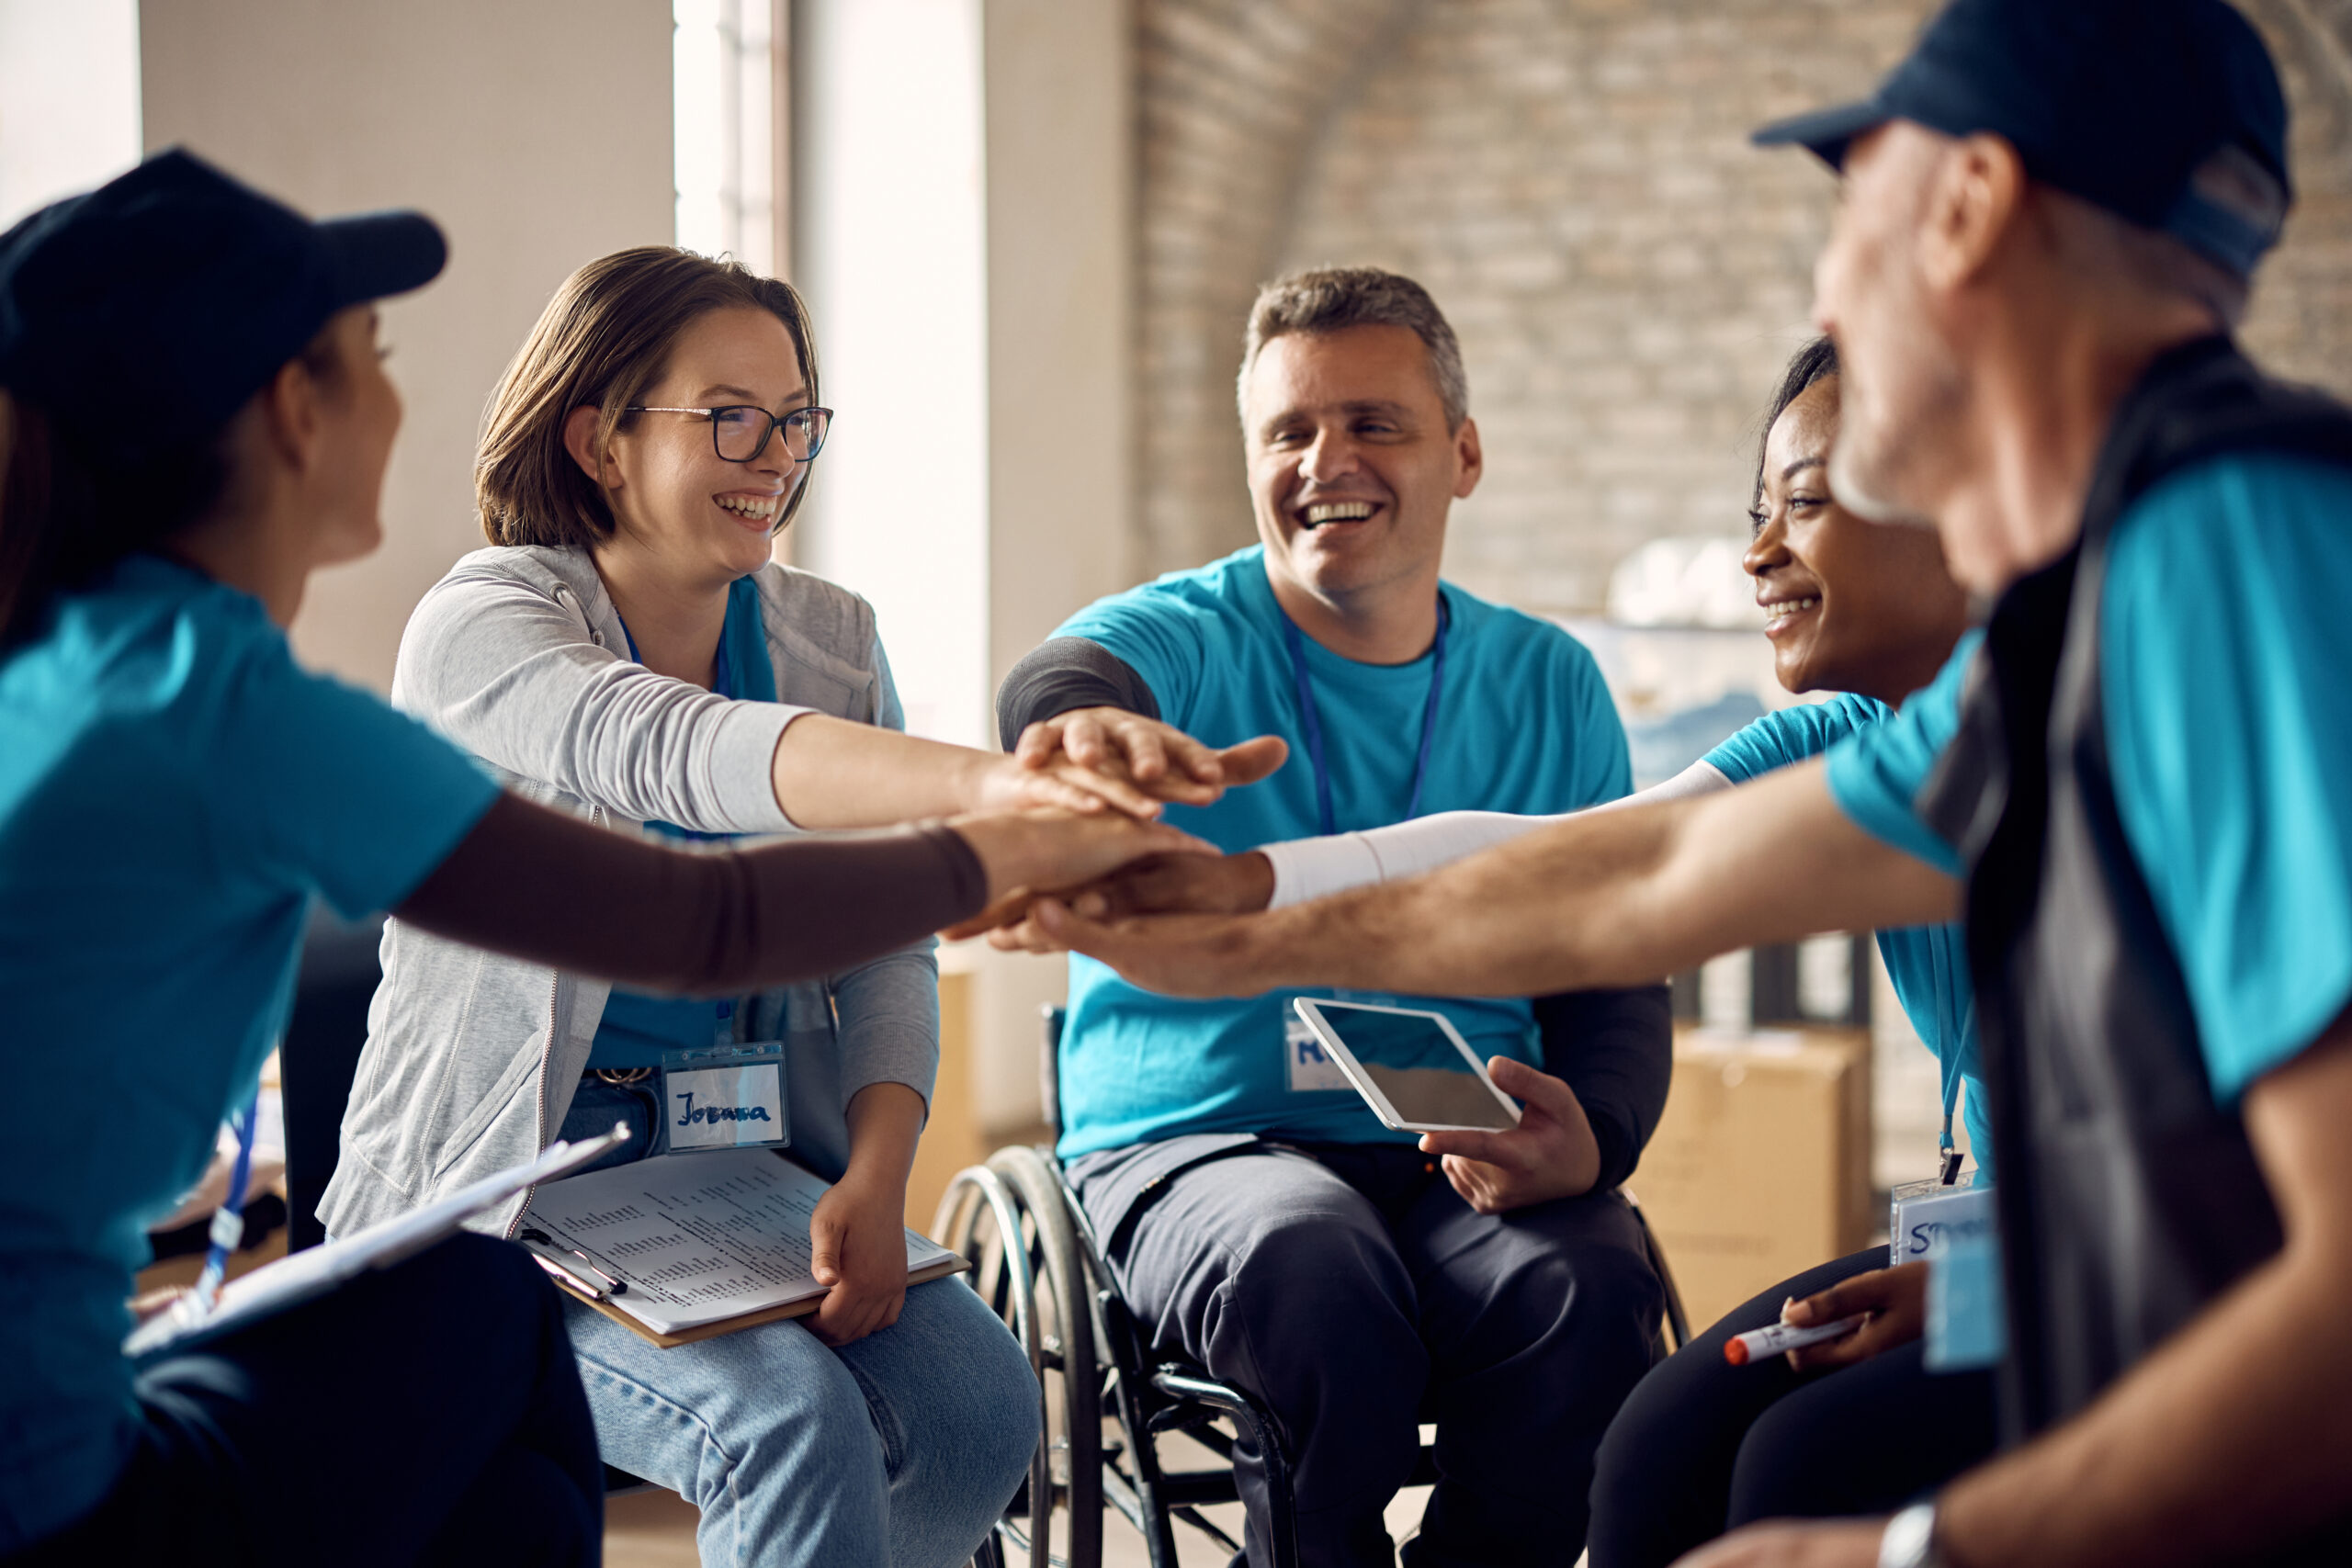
[[1753, 0, 2290, 278], [0, 148, 446, 461]]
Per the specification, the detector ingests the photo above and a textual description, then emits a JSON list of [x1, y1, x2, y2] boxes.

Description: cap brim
[[1751, 98, 1890, 170], [315, 209, 447, 309]]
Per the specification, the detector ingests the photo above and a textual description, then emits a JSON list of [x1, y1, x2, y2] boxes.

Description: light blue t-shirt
[[0, 556, 501, 1549], [590, 577, 775, 1068], [1824, 452, 2352, 1104], [1053, 547, 1633, 1157], [1703, 694, 1992, 1174]]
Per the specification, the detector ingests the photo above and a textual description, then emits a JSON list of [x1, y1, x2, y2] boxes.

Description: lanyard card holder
[[1888, 1170, 1991, 1267], [660, 1041, 789, 1154]]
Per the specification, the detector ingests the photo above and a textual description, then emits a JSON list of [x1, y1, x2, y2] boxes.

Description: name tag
[[662, 1043, 788, 1152], [1284, 1012, 1354, 1092], [1888, 1175, 1994, 1266]]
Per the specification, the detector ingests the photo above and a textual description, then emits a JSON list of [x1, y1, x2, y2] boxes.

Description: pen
[[519, 1229, 629, 1299], [1724, 1314, 1866, 1365], [530, 1252, 610, 1303], [567, 1248, 628, 1296]]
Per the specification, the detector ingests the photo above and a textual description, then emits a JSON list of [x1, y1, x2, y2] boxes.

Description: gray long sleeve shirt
[[322, 545, 941, 1239]]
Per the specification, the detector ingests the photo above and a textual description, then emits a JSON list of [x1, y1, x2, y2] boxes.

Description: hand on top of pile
[[989, 707, 1287, 820]]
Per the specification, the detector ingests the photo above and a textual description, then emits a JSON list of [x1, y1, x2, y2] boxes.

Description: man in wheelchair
[[994, 265, 1673, 1566]]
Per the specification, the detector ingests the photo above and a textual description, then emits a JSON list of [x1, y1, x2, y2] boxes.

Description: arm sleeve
[[828, 634, 943, 1109], [2102, 457, 2352, 1100], [203, 642, 504, 919], [1261, 761, 1733, 909], [399, 565, 815, 833], [1822, 630, 1982, 878], [1533, 983, 1674, 1191], [393, 794, 988, 996], [995, 637, 1161, 749], [1702, 694, 1886, 784]]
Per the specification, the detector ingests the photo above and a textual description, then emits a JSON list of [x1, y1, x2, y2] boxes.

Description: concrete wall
[[139, 0, 675, 691]]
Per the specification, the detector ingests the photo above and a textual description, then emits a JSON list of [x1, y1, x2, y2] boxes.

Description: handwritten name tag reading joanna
[[666, 1061, 786, 1150]]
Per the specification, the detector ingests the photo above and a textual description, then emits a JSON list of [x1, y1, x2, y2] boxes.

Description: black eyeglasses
[[625, 404, 832, 464]]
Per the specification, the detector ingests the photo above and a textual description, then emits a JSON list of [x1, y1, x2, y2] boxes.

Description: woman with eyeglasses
[[319, 247, 1265, 1568]]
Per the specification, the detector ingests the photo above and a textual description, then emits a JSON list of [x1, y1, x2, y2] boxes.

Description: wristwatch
[[1878, 1502, 1944, 1568]]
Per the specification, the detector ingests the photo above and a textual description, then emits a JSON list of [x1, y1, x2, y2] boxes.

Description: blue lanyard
[[1281, 596, 1450, 839], [1930, 934, 1966, 1184], [190, 1089, 260, 1314]]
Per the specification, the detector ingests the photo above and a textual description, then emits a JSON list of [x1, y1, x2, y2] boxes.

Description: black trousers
[[1587, 1247, 1998, 1568], [10, 1232, 601, 1568], [1076, 1139, 1664, 1568]]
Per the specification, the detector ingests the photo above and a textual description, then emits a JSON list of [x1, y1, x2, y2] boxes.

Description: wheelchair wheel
[[989, 1145, 1105, 1568], [933, 1164, 1052, 1568]]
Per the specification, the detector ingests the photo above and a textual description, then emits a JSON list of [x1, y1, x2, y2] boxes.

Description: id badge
[[660, 1041, 789, 1153], [1888, 1172, 1993, 1266], [1284, 1003, 1355, 1092]]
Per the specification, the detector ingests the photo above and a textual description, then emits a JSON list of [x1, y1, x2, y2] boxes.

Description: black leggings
[[1587, 1247, 1998, 1568], [9, 1233, 600, 1568]]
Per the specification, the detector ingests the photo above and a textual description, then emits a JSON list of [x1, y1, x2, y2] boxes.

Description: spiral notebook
[[518, 1148, 968, 1348]]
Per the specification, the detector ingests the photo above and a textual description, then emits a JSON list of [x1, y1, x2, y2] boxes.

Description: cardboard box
[[905, 967, 989, 1230], [1628, 1026, 1873, 1333]]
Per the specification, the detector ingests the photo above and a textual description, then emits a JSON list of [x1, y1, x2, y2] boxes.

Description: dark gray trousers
[[1072, 1137, 1663, 1568]]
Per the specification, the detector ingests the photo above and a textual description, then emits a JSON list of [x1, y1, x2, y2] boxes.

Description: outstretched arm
[[1039, 758, 1955, 999], [395, 792, 1207, 995]]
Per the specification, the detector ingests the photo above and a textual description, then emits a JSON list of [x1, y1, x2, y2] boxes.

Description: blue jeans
[[554, 1077, 1036, 1566], [566, 1280, 1035, 1567]]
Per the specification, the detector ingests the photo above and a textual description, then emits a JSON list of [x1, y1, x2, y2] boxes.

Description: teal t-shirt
[[1703, 694, 1992, 1174], [1824, 452, 2352, 1104], [590, 577, 775, 1068], [1053, 547, 1633, 1157], [0, 556, 501, 1550]]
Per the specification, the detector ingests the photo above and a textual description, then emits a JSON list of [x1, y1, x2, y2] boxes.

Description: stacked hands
[[951, 707, 1611, 1219], [945, 706, 1288, 923]]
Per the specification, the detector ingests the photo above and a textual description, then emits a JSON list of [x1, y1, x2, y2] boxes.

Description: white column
[[792, 0, 1133, 1131], [0, 0, 141, 228], [137, 0, 675, 691], [789, 0, 991, 749]]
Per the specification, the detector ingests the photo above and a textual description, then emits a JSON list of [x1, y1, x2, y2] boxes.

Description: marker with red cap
[[1724, 1313, 1867, 1366]]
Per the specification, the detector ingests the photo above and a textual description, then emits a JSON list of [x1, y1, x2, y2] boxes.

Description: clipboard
[[517, 1147, 972, 1348], [541, 1253, 969, 1348]]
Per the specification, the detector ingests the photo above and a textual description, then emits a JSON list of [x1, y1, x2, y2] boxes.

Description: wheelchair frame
[[933, 1009, 1693, 1568]]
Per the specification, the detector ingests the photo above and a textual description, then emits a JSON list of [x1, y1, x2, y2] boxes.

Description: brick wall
[[1136, 0, 2352, 612]]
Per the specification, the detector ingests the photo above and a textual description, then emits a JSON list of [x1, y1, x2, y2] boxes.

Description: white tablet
[[1291, 998, 1522, 1134]]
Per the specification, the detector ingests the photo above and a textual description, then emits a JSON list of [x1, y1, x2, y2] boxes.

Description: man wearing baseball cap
[[1030, 3, 2352, 1563]]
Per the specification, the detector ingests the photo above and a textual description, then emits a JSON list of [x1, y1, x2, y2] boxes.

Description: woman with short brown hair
[[324, 246, 1271, 1568]]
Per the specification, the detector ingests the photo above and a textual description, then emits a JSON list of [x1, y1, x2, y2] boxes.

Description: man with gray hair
[[994, 266, 1673, 1564]]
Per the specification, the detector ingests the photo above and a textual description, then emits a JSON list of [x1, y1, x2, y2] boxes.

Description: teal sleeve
[[209, 642, 502, 919], [1573, 645, 1634, 805], [2102, 455, 2352, 1102], [1703, 693, 1890, 784], [1055, 590, 1210, 726], [1821, 630, 1981, 878]]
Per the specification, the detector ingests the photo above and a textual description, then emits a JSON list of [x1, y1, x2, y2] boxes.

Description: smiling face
[[1240, 323, 1481, 611], [594, 304, 811, 589], [1746, 373, 1971, 705]]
